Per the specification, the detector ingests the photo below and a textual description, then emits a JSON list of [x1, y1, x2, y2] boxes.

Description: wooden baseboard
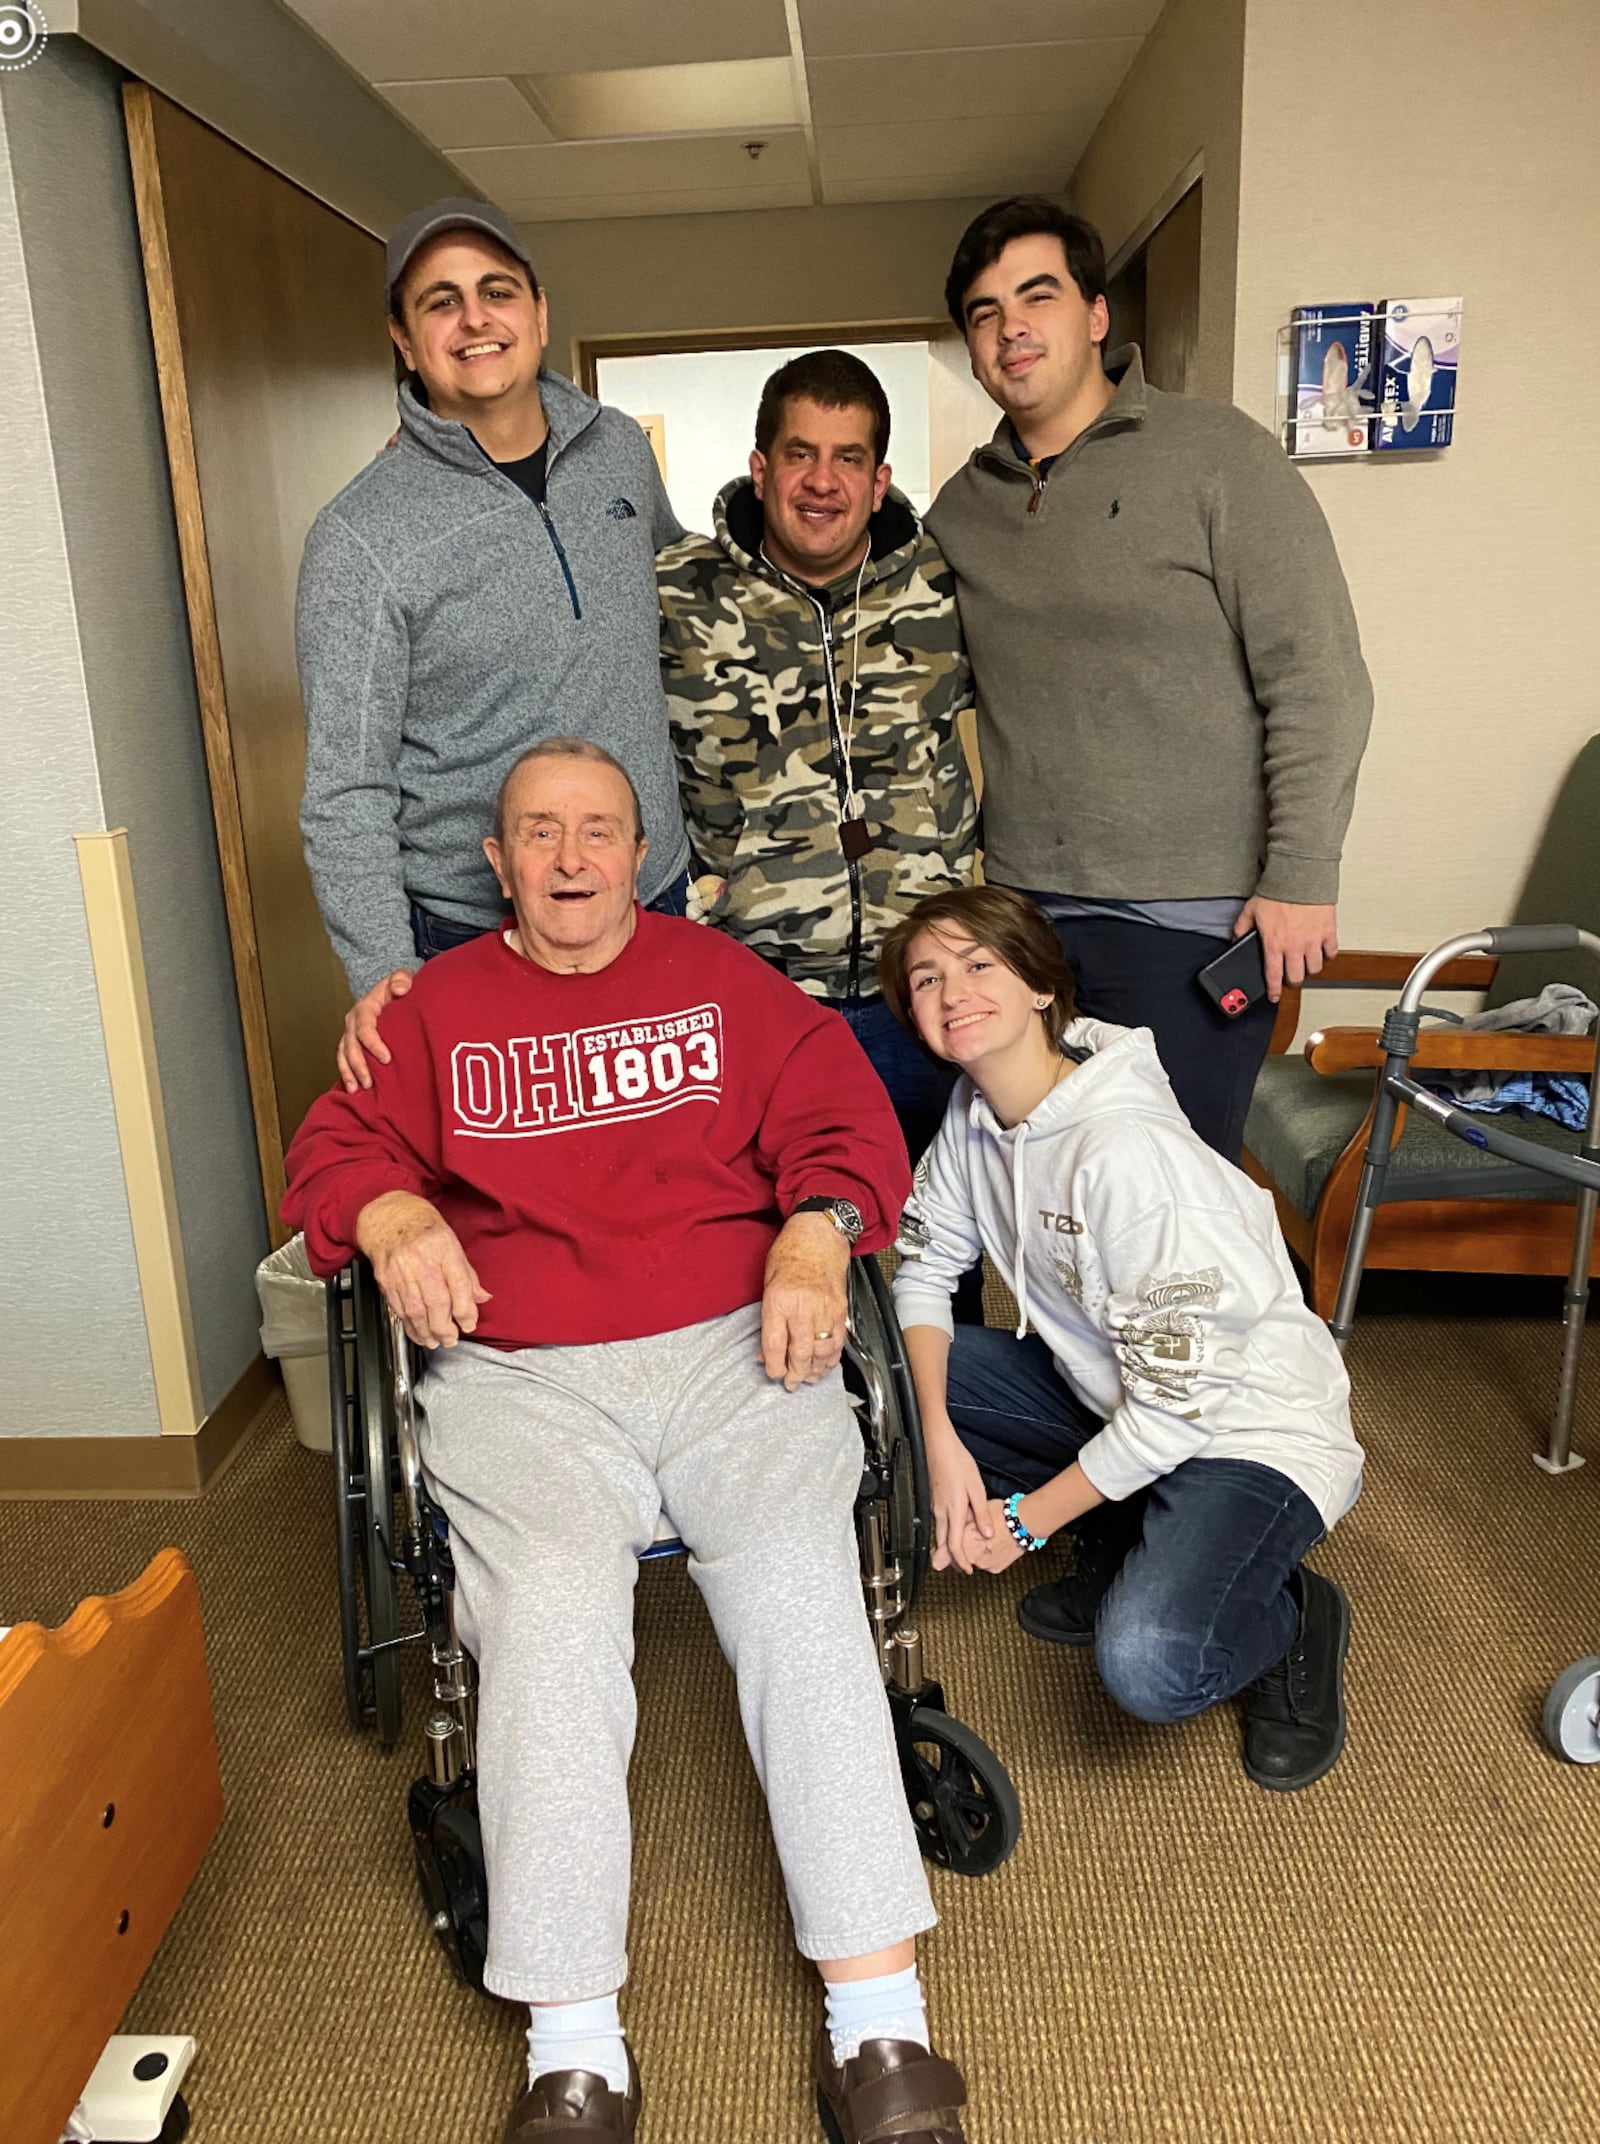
[[0, 1353, 280, 1500]]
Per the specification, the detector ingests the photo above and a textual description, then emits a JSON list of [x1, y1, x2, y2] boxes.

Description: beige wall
[[526, 195, 1017, 379], [1233, 0, 1600, 975], [1070, 0, 1246, 399]]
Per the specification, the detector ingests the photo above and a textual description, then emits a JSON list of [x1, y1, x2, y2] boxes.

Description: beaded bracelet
[[1003, 1491, 1049, 1553]]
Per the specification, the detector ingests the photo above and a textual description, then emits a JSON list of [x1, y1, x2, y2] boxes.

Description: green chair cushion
[[1244, 1055, 1586, 1220]]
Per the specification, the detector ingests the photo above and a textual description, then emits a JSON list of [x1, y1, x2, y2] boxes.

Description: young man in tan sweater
[[928, 196, 1373, 1160]]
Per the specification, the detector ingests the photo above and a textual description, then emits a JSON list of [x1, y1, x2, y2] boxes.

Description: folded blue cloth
[[1415, 982, 1596, 1131], [1424, 1072, 1593, 1131]]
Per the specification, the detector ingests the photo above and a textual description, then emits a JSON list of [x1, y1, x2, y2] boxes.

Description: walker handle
[[1480, 924, 1583, 954]]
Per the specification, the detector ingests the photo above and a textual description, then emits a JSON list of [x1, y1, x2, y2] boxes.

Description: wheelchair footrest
[[408, 1773, 489, 1992]]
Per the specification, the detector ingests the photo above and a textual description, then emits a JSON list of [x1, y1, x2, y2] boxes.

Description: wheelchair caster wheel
[[1543, 1657, 1600, 1762], [902, 1704, 1020, 1876], [410, 1777, 489, 1989]]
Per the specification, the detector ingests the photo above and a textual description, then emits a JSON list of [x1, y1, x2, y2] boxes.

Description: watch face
[[831, 1199, 865, 1242]]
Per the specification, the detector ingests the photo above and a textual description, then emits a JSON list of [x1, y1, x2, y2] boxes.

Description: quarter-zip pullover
[[297, 370, 690, 997], [926, 346, 1373, 909]]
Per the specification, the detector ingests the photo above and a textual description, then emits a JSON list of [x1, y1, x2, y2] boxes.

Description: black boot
[[1017, 1496, 1145, 1647], [1241, 1568, 1350, 1791]]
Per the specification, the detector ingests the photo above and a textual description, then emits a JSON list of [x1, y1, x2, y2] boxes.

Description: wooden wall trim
[[121, 79, 289, 1237], [0, 1353, 280, 1500], [74, 829, 204, 1437]]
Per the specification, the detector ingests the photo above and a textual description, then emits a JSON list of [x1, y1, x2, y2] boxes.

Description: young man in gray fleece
[[928, 197, 1373, 1161], [296, 197, 691, 1091]]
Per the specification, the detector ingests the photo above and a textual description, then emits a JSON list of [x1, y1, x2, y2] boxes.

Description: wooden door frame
[[123, 80, 287, 1230]]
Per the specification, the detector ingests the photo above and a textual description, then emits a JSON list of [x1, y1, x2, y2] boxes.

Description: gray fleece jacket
[[926, 346, 1373, 907], [297, 369, 690, 996]]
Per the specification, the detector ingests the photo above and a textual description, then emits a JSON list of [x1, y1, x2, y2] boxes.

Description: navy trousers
[[1036, 911, 1277, 1163]]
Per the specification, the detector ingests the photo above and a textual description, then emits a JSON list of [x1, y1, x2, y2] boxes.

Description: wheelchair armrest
[[1303, 1026, 1596, 1076]]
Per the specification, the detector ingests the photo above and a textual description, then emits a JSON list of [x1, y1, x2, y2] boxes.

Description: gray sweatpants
[[418, 1302, 936, 2004]]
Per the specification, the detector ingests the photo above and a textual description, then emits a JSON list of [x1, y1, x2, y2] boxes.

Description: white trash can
[[256, 1234, 334, 1453]]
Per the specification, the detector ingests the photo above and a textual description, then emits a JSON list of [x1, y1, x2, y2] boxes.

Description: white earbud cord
[[838, 553, 869, 823]]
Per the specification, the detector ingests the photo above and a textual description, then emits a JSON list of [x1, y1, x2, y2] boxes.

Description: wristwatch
[[792, 1195, 865, 1246]]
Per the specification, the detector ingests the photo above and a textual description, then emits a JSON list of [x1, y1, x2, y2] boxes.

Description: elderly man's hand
[[760, 1212, 850, 1392], [356, 1190, 490, 1349], [338, 969, 416, 1093]]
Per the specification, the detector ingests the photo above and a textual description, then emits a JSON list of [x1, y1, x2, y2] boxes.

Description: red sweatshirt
[[282, 911, 910, 1347]]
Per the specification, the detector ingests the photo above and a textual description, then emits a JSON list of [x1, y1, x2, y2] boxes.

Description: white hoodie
[[892, 1018, 1363, 1527]]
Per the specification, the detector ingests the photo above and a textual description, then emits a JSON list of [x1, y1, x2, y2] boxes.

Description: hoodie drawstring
[[1010, 1120, 1031, 1338]]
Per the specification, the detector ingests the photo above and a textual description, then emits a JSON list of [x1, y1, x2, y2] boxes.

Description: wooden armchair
[[1242, 734, 1600, 1320]]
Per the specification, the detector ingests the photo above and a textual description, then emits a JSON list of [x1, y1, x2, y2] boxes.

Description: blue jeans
[[410, 869, 691, 961], [945, 1326, 1326, 1722]]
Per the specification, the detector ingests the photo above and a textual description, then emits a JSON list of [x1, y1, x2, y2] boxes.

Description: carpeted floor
[[6, 1275, 1600, 2144]]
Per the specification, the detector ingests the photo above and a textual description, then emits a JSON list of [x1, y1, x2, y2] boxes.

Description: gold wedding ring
[[815, 1328, 834, 1340]]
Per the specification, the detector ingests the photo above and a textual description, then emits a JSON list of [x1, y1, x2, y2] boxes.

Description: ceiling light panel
[[281, 0, 792, 84], [376, 76, 555, 148], [797, 0, 1162, 58], [522, 58, 800, 141]]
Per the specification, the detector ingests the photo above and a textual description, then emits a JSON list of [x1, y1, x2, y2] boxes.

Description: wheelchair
[[326, 1256, 1020, 1991]]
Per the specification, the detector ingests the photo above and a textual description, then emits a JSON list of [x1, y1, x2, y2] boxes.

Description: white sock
[[824, 1964, 930, 2065], [527, 1992, 629, 2095]]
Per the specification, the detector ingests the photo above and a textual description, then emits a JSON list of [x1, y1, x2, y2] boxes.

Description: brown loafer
[[502, 2046, 641, 2139], [815, 2027, 967, 2143]]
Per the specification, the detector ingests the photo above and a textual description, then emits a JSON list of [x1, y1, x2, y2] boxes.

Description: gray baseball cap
[[385, 197, 535, 306]]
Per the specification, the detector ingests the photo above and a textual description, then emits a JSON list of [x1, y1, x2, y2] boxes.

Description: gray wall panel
[[6, 39, 268, 1413], [0, 77, 158, 1439]]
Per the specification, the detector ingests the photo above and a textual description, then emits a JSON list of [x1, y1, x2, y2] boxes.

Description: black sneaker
[[1241, 1568, 1350, 1791], [1016, 1500, 1144, 1647]]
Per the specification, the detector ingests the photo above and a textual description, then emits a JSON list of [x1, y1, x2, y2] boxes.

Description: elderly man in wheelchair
[[284, 737, 997, 2144]]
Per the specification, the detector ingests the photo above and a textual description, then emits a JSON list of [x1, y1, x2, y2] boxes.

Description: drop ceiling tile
[[526, 181, 814, 223], [798, 0, 1162, 58], [376, 77, 554, 149], [524, 58, 799, 139], [816, 114, 1080, 187], [821, 172, 1071, 208], [456, 130, 810, 208], [808, 40, 1143, 130], [282, 0, 791, 85]]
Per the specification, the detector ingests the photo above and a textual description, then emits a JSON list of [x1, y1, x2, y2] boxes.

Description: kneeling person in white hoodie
[[880, 886, 1363, 1791]]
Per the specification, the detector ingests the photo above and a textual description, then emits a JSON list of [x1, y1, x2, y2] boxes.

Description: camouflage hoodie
[[658, 477, 977, 1000]]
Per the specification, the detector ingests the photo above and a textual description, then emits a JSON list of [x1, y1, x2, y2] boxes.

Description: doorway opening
[[584, 326, 993, 539]]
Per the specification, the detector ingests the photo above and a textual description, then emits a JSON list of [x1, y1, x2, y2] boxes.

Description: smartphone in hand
[[1197, 931, 1269, 1018]]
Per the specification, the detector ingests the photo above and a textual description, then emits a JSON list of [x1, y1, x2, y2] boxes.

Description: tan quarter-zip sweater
[[926, 346, 1373, 907]]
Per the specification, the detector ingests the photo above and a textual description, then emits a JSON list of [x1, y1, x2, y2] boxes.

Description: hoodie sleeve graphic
[[1074, 1196, 1268, 1498]]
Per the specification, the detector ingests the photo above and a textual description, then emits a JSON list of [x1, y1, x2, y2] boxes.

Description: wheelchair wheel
[[329, 1265, 405, 1745], [411, 1781, 489, 1990], [847, 1257, 931, 1613], [901, 1703, 1021, 1877], [1543, 1657, 1600, 1763], [354, 1262, 405, 1745]]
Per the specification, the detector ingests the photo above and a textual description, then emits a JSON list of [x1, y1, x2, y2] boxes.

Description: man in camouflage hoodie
[[658, 350, 979, 1174]]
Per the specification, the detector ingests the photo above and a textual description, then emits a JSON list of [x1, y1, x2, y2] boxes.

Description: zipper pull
[[1026, 471, 1046, 516]]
